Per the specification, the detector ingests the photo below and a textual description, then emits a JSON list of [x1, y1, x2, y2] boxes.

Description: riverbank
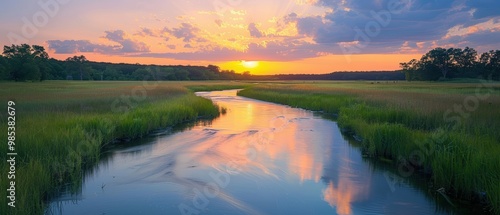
[[0, 81, 247, 215], [238, 81, 500, 214]]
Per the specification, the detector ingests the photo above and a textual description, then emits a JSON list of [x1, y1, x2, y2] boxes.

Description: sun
[[241, 61, 259, 69]]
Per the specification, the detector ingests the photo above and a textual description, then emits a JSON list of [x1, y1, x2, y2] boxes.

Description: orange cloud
[[444, 18, 500, 39]]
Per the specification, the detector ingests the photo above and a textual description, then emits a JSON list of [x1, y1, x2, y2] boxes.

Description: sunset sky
[[1, 0, 499, 74]]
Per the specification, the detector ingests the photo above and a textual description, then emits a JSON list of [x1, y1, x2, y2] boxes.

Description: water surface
[[47, 90, 468, 215]]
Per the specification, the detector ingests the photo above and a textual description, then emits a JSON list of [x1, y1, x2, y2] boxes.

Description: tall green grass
[[238, 82, 500, 214], [0, 81, 237, 215]]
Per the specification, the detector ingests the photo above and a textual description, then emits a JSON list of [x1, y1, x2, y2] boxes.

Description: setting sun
[[241, 61, 259, 69]]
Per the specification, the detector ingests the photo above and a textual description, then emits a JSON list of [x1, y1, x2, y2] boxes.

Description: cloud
[[48, 30, 150, 54], [215, 19, 223, 27], [47, 40, 117, 54], [230, 10, 246, 16], [285, 13, 324, 36], [465, 0, 500, 19], [104, 30, 150, 53], [137, 27, 157, 37], [440, 30, 500, 52], [282, 0, 499, 53], [137, 38, 341, 61], [294, 1, 464, 43], [248, 23, 264, 38], [444, 18, 500, 39], [163, 23, 206, 42], [46, 1, 500, 61]]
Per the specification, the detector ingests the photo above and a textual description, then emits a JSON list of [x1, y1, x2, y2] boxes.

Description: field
[[238, 80, 500, 213], [0, 81, 248, 215], [1, 80, 499, 214]]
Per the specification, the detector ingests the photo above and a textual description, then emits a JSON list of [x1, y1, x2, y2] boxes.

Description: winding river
[[47, 90, 475, 215]]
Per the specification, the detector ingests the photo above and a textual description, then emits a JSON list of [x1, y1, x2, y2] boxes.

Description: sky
[[1, 0, 499, 74]]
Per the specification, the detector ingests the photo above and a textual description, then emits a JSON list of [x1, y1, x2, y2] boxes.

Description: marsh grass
[[0, 81, 241, 215], [238, 81, 500, 214]]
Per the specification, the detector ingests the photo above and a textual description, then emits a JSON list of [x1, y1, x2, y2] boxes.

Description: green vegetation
[[0, 44, 253, 82], [401, 47, 500, 81], [238, 81, 500, 214], [0, 81, 244, 215]]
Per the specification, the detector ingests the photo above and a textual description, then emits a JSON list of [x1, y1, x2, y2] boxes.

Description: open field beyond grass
[[0, 81, 248, 215], [239, 80, 500, 214]]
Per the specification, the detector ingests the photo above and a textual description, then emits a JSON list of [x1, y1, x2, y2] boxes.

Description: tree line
[[261, 71, 404, 80], [0, 44, 404, 82], [0, 44, 251, 82], [2, 44, 498, 82], [400, 47, 500, 81]]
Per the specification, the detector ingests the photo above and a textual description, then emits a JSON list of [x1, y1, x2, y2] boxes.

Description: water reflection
[[321, 155, 371, 215], [47, 90, 470, 215]]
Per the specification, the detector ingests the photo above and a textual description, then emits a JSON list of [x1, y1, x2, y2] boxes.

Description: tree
[[47, 59, 65, 80], [175, 69, 190, 80], [454, 47, 477, 69], [207, 65, 220, 73], [66, 55, 89, 80], [2, 44, 49, 81], [188, 68, 209, 80], [161, 67, 177, 80], [102, 66, 120, 80], [400, 59, 420, 81], [420, 48, 456, 80], [32, 45, 49, 59], [452, 47, 479, 78], [132, 68, 148, 80], [22, 62, 41, 81], [480, 50, 500, 80], [0, 55, 10, 80]]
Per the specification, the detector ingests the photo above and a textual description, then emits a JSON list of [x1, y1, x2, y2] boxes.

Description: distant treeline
[[1, 44, 497, 82], [259, 71, 405, 80], [0, 44, 252, 82], [400, 47, 500, 81]]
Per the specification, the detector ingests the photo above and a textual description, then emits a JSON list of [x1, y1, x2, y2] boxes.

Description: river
[[46, 90, 473, 215]]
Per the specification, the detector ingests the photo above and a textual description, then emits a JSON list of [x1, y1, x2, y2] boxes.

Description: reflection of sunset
[[323, 179, 358, 215], [169, 91, 370, 214], [186, 91, 328, 184], [322, 161, 370, 215]]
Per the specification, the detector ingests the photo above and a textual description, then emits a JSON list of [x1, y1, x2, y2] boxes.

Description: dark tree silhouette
[[401, 47, 499, 81], [2, 44, 49, 81], [400, 59, 420, 81], [420, 48, 455, 79], [66, 55, 89, 80], [480, 50, 500, 80]]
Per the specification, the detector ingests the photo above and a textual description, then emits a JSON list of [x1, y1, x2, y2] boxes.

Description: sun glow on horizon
[[241, 61, 259, 69]]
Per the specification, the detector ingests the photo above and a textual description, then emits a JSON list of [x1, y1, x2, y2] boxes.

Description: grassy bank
[[0, 81, 246, 215], [238, 81, 500, 214]]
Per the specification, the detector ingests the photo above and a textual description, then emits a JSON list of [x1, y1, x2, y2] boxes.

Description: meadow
[[0, 81, 248, 215], [1, 80, 499, 214], [238, 80, 500, 214]]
